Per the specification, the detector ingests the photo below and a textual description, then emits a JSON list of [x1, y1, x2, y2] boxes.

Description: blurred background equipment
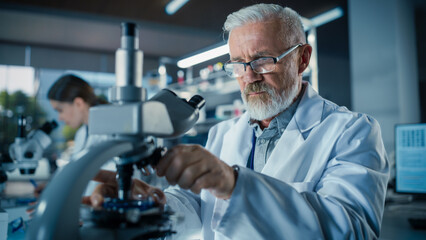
[[5, 116, 57, 175]]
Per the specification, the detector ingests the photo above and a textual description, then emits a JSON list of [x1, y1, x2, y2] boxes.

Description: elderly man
[[90, 3, 389, 239]]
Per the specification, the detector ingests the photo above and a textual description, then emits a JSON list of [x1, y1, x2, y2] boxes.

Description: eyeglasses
[[223, 44, 302, 78]]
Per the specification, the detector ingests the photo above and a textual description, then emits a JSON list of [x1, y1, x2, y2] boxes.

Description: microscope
[[27, 22, 204, 240], [1, 115, 57, 175]]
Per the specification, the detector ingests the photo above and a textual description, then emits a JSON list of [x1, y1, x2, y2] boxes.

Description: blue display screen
[[395, 123, 426, 194]]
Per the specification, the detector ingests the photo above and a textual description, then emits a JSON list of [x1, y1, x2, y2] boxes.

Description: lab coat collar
[[220, 114, 252, 167], [292, 81, 323, 136], [261, 82, 324, 178]]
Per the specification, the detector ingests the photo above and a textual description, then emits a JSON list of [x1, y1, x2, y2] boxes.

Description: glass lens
[[251, 57, 275, 74], [224, 62, 245, 77]]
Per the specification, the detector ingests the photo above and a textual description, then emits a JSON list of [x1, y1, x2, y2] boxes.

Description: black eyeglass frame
[[223, 43, 303, 77]]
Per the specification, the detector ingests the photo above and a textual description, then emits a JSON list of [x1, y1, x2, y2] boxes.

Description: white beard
[[241, 80, 299, 121]]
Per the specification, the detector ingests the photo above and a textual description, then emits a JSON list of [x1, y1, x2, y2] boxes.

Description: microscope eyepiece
[[39, 120, 58, 134], [17, 115, 27, 138], [188, 95, 205, 110], [19, 168, 36, 175], [121, 22, 137, 37], [0, 170, 7, 183]]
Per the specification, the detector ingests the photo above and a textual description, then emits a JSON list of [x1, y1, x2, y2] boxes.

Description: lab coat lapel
[[261, 83, 324, 181], [212, 114, 252, 233], [219, 113, 252, 167]]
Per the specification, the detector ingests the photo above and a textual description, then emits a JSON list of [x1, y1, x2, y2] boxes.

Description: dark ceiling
[[0, 0, 347, 32], [0, 0, 350, 61]]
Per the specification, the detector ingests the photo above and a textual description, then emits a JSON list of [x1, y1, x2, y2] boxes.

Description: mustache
[[243, 82, 270, 95]]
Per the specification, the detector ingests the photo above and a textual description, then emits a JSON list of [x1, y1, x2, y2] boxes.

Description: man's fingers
[[156, 145, 200, 177], [80, 193, 104, 207], [187, 164, 235, 199], [90, 193, 104, 207], [81, 196, 92, 205], [159, 145, 206, 184], [148, 188, 167, 205], [177, 161, 210, 189], [82, 178, 165, 209], [33, 183, 46, 198], [131, 179, 166, 205], [164, 153, 201, 185], [131, 179, 151, 196], [189, 171, 216, 195], [81, 183, 114, 207], [156, 147, 178, 176], [156, 144, 236, 198], [92, 170, 117, 184]]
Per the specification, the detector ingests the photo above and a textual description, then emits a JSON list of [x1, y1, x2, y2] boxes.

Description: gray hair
[[223, 4, 305, 45]]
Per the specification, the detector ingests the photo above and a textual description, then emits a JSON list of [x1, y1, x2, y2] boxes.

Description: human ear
[[298, 44, 312, 75], [73, 97, 86, 109]]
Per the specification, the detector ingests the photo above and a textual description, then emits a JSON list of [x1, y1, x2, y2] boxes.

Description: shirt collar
[[248, 84, 306, 137]]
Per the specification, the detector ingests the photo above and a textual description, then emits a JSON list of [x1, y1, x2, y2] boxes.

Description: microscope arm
[[27, 140, 133, 240]]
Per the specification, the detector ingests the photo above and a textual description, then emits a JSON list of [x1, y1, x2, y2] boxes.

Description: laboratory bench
[[380, 198, 426, 239], [2, 181, 426, 240]]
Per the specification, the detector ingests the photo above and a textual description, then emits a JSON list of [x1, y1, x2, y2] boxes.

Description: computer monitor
[[395, 123, 426, 194]]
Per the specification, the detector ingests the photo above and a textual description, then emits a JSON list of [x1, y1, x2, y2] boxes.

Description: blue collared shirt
[[248, 86, 305, 172]]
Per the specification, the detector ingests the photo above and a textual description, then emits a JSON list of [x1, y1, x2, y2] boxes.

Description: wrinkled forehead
[[228, 20, 289, 58], [228, 19, 289, 50]]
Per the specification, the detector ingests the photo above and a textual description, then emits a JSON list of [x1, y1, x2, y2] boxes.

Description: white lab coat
[[71, 124, 89, 159], [165, 82, 389, 240], [72, 125, 116, 196]]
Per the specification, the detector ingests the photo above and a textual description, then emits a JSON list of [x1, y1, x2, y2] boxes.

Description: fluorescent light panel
[[166, 0, 189, 15], [177, 7, 344, 68], [310, 7, 343, 27], [177, 44, 229, 68]]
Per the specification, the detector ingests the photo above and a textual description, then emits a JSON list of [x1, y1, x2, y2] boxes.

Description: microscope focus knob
[[24, 151, 34, 159], [0, 171, 7, 183], [19, 168, 36, 175]]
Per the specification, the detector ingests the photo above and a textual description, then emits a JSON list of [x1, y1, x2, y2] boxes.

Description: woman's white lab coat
[[165, 82, 389, 240], [71, 124, 115, 196]]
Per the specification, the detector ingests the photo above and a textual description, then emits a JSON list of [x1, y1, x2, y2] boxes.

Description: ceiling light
[[165, 0, 190, 15], [158, 65, 166, 75], [177, 44, 228, 68], [309, 7, 343, 28]]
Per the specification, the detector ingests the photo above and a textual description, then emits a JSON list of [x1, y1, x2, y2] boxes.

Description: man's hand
[[33, 182, 47, 198], [155, 144, 236, 199], [81, 170, 166, 207]]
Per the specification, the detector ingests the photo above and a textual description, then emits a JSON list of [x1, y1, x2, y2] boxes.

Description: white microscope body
[[4, 117, 57, 175]]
